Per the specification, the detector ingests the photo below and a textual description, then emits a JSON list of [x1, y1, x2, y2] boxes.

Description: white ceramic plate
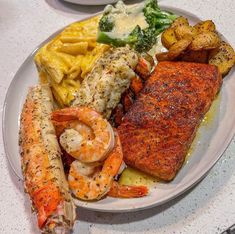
[[3, 5, 235, 212], [63, 0, 120, 6]]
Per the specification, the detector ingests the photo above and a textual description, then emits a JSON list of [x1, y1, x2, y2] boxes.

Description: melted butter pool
[[119, 167, 158, 187], [185, 93, 221, 163], [201, 93, 221, 127]]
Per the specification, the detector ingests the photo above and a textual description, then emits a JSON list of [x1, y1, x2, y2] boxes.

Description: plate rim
[[63, 0, 119, 5], [2, 4, 235, 212]]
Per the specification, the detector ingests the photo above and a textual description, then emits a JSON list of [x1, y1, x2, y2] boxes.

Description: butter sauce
[[185, 93, 221, 163], [119, 167, 158, 187], [104, 1, 148, 38], [201, 93, 221, 127]]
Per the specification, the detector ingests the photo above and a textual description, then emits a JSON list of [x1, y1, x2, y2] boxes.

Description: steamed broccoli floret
[[99, 15, 114, 32], [144, 0, 177, 28], [98, 26, 156, 53], [128, 26, 155, 53], [97, 0, 177, 53], [97, 32, 127, 47], [97, 27, 138, 48], [127, 26, 142, 45]]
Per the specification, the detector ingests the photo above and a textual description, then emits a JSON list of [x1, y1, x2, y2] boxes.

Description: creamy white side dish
[[73, 47, 138, 118]]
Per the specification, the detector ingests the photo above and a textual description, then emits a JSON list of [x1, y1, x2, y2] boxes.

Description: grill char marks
[[118, 61, 222, 181]]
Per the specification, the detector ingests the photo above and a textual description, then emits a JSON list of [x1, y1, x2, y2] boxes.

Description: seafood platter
[[3, 0, 235, 233]]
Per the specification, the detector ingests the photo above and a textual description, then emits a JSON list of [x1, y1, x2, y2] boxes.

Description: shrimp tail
[[68, 132, 123, 201], [108, 181, 148, 198]]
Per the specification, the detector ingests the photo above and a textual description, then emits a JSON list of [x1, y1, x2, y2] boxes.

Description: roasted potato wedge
[[209, 41, 235, 76], [171, 16, 189, 28], [156, 39, 192, 61], [158, 16, 234, 74], [168, 38, 192, 59], [181, 50, 208, 63], [194, 20, 216, 33], [161, 27, 178, 49], [190, 32, 221, 50], [175, 25, 198, 40]]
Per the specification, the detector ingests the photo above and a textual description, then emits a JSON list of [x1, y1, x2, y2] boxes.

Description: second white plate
[[63, 0, 120, 6]]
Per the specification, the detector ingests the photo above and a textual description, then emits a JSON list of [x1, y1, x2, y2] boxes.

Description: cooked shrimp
[[108, 181, 148, 198], [19, 85, 76, 233], [53, 117, 148, 200], [68, 132, 123, 200], [53, 120, 94, 140], [130, 76, 144, 96], [135, 57, 153, 79], [51, 106, 115, 163]]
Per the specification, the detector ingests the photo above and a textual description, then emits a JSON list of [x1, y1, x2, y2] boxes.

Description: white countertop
[[0, 0, 234, 233]]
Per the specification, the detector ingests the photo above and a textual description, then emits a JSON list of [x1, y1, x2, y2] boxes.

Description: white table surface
[[0, 0, 234, 233]]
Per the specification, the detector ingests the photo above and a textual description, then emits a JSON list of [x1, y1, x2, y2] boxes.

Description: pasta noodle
[[34, 15, 109, 107]]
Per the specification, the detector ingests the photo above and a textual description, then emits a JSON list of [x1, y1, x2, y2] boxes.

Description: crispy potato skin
[[209, 41, 235, 76], [157, 39, 192, 62], [168, 38, 192, 59], [175, 25, 197, 40], [189, 32, 221, 50], [194, 20, 216, 33], [161, 16, 190, 50], [161, 28, 178, 49], [171, 16, 189, 28], [118, 62, 222, 181], [157, 17, 234, 69]]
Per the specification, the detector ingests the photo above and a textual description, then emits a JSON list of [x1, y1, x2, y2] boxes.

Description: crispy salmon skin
[[118, 61, 222, 181]]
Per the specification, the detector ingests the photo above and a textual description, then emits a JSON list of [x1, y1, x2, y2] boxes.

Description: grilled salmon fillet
[[118, 61, 222, 181]]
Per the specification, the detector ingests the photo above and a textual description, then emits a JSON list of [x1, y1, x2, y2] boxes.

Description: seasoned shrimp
[[19, 85, 76, 233], [108, 181, 148, 198], [68, 132, 123, 200], [53, 120, 149, 200], [51, 107, 115, 163], [135, 57, 153, 79], [53, 120, 94, 141]]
